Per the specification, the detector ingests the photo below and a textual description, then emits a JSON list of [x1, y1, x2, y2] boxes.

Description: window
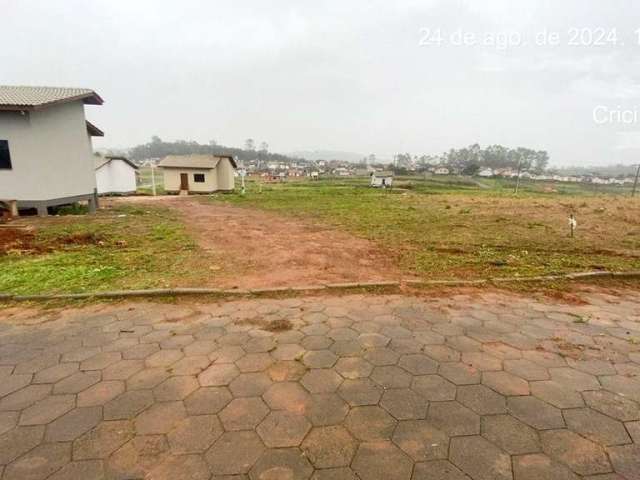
[[0, 140, 11, 170], [193, 173, 205, 183]]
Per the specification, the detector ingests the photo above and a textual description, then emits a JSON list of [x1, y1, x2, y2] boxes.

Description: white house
[[370, 171, 393, 188], [0, 85, 103, 215], [95, 156, 138, 195], [433, 167, 450, 175], [478, 168, 494, 177], [334, 167, 351, 176], [158, 154, 236, 194]]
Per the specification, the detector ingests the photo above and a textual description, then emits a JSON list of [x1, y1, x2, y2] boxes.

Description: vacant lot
[[209, 177, 640, 279], [1, 177, 638, 295]]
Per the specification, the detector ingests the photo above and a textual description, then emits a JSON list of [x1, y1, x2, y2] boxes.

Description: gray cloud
[[1, 0, 638, 166]]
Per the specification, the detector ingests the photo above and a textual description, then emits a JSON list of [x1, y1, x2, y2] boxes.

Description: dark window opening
[[0, 140, 11, 170], [193, 173, 205, 183]]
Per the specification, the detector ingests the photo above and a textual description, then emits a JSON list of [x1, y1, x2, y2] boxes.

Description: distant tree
[[128, 137, 302, 165], [259, 141, 269, 153], [533, 150, 549, 173], [462, 163, 481, 176], [394, 153, 412, 168], [245, 138, 255, 151]]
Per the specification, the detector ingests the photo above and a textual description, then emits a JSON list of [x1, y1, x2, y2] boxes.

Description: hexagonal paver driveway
[[1, 289, 640, 479]]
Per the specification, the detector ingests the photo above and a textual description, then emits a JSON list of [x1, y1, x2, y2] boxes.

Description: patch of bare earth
[[0, 226, 104, 256], [111, 196, 405, 288]]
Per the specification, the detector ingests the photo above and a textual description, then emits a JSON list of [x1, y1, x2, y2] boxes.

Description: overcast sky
[[2, 0, 640, 166]]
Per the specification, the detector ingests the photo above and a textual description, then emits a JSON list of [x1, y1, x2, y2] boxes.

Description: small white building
[[478, 168, 494, 177], [370, 171, 393, 188], [158, 154, 236, 194], [0, 85, 103, 215], [433, 167, 450, 175], [95, 156, 138, 195]]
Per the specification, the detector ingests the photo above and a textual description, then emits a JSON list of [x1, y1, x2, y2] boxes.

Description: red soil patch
[[0, 228, 104, 255], [0, 228, 39, 254]]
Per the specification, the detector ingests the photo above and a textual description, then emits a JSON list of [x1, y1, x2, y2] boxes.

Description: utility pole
[[239, 157, 246, 195], [632, 163, 640, 197], [150, 164, 157, 196], [514, 160, 522, 194]]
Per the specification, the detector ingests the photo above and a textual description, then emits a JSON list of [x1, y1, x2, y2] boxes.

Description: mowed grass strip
[[0, 204, 208, 295], [209, 177, 640, 279]]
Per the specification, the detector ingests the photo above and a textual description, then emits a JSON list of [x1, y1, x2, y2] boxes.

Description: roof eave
[[158, 164, 215, 169], [0, 91, 103, 111]]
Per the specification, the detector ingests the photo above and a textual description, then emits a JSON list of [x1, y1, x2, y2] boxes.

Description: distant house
[[95, 156, 138, 195], [334, 167, 351, 176], [158, 154, 236, 194], [433, 167, 450, 175], [0, 85, 104, 215], [370, 171, 393, 188], [590, 176, 609, 185], [478, 168, 494, 177]]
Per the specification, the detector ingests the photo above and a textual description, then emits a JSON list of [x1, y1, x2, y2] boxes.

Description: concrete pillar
[[37, 204, 48, 217], [8, 200, 18, 217], [87, 196, 97, 214]]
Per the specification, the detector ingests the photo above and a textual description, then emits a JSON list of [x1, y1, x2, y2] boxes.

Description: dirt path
[[111, 196, 405, 288]]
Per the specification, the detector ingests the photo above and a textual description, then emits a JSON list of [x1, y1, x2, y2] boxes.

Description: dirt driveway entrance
[[111, 196, 404, 289]]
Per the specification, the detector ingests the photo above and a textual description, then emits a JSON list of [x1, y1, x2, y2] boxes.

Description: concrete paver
[[1, 290, 640, 479]]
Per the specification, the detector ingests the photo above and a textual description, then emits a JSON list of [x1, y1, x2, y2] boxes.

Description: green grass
[[0, 204, 204, 295], [208, 176, 640, 279], [137, 167, 165, 195]]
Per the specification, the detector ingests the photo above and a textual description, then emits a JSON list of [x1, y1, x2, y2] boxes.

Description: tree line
[[392, 144, 550, 174], [128, 136, 298, 164]]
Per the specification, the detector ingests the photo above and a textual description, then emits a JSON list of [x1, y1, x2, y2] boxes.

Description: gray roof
[[159, 154, 237, 169], [0, 85, 103, 110], [373, 171, 394, 177]]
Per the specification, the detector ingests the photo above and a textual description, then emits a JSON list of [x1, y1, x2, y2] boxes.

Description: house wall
[[0, 101, 96, 201], [162, 168, 217, 193], [217, 158, 235, 191], [96, 160, 137, 194]]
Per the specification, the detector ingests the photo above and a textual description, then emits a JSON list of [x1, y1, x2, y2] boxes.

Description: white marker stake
[[569, 214, 577, 238]]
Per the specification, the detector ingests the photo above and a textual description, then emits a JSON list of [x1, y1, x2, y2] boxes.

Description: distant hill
[[556, 164, 637, 177], [288, 150, 365, 163]]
